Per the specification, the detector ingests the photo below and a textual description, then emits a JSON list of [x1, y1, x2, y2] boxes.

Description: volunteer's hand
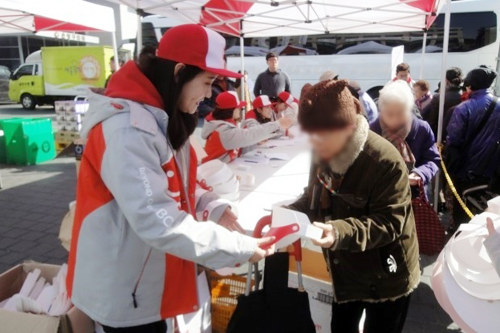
[[218, 207, 245, 234], [249, 237, 276, 263], [312, 222, 336, 248], [408, 173, 421, 186], [487, 217, 497, 238], [278, 117, 293, 129]]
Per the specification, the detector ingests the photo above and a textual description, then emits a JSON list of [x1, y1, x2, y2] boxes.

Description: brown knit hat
[[299, 79, 362, 131], [299, 83, 313, 102]]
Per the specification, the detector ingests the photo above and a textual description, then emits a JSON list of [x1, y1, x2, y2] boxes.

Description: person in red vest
[[201, 91, 292, 163], [67, 24, 276, 333], [242, 95, 275, 128], [274, 91, 299, 121]]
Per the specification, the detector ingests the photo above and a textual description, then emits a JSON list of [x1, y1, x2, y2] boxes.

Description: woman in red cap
[[274, 91, 299, 121], [67, 25, 275, 333], [201, 91, 292, 163], [242, 95, 275, 127]]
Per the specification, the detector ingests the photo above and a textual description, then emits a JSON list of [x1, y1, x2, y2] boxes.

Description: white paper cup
[[242, 173, 255, 187]]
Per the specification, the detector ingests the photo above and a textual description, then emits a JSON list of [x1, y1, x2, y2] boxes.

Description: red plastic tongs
[[246, 215, 304, 294], [252, 215, 300, 250]]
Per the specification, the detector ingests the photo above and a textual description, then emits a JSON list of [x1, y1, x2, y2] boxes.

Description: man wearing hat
[[423, 67, 464, 138], [201, 91, 292, 163], [289, 79, 419, 333], [253, 52, 291, 99], [446, 65, 500, 225]]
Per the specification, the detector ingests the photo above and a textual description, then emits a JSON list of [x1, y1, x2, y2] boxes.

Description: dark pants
[[103, 321, 167, 333], [331, 295, 411, 333]]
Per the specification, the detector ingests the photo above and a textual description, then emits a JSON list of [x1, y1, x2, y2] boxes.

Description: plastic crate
[[6, 133, 56, 165], [208, 271, 252, 333], [2, 118, 53, 143]]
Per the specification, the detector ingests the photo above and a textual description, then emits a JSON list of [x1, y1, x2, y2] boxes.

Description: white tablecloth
[[228, 137, 311, 233]]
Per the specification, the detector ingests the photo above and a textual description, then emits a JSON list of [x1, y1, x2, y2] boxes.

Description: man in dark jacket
[[253, 52, 291, 99], [290, 80, 419, 333], [446, 65, 500, 224], [423, 67, 463, 138]]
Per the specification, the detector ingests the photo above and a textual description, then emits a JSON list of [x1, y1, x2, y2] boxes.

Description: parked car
[[0, 65, 11, 102]]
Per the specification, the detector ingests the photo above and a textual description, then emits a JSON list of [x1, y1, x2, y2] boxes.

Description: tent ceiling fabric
[[110, 0, 443, 37], [0, 0, 115, 34]]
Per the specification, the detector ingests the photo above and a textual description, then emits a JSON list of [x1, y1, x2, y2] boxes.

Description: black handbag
[[227, 217, 316, 333], [443, 96, 498, 175]]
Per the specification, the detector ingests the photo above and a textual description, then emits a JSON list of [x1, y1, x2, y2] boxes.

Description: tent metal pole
[[419, 30, 427, 80], [240, 35, 246, 120], [495, 39, 500, 95], [433, 0, 452, 211], [136, 10, 143, 58], [111, 32, 120, 70], [17, 36, 24, 64]]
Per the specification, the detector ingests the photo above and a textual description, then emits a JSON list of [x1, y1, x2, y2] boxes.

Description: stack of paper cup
[[431, 202, 500, 332], [198, 160, 239, 202]]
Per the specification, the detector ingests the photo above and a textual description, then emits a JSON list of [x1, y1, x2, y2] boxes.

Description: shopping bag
[[412, 182, 445, 255], [227, 216, 315, 333]]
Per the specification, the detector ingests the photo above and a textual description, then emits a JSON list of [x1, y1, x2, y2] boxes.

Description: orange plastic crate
[[208, 271, 253, 333]]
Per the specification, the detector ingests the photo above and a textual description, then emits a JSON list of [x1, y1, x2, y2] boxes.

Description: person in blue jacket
[[371, 80, 440, 197], [446, 65, 500, 224]]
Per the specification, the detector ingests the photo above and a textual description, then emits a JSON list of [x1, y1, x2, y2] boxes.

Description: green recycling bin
[[2, 118, 55, 165], [0, 118, 21, 164]]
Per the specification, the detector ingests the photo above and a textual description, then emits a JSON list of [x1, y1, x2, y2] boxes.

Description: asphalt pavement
[[0, 103, 463, 332]]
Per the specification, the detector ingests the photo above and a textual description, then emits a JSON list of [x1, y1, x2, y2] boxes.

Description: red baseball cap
[[157, 24, 242, 78], [278, 91, 299, 108], [216, 91, 246, 109], [252, 95, 273, 109]]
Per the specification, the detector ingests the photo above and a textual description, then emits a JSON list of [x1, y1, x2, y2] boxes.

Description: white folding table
[[227, 137, 311, 233]]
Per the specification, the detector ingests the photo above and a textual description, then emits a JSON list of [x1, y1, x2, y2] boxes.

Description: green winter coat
[[289, 116, 420, 303]]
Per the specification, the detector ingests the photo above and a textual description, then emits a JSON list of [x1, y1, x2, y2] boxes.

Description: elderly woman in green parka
[[289, 80, 420, 333]]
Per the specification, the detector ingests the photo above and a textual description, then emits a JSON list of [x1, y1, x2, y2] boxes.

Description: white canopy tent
[[110, 0, 452, 207], [0, 0, 119, 69], [109, 0, 442, 36]]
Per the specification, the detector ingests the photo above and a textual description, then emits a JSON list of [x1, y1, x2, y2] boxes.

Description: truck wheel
[[21, 94, 36, 110]]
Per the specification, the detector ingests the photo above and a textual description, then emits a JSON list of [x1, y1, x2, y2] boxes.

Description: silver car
[[0, 65, 11, 102]]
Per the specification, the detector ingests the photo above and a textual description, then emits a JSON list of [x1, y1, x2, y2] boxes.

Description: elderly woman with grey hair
[[371, 80, 440, 194]]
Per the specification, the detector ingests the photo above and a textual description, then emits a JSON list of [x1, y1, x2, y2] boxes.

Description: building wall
[[85, 0, 138, 45], [0, 36, 85, 72], [0, 0, 136, 72]]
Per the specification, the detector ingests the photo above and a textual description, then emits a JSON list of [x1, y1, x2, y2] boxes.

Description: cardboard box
[[289, 240, 330, 282], [0, 262, 94, 333], [54, 101, 66, 114], [289, 272, 333, 333]]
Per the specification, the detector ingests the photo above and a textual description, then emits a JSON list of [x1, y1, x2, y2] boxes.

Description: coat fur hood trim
[[327, 115, 369, 176]]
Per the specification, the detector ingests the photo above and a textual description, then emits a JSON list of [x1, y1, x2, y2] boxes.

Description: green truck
[[9, 46, 114, 109]]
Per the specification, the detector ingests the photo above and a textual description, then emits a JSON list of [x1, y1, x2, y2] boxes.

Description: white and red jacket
[[201, 112, 280, 163], [67, 62, 257, 327]]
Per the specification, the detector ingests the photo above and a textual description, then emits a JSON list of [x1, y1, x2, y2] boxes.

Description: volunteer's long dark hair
[[255, 109, 271, 124], [137, 47, 201, 150], [212, 107, 235, 120]]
